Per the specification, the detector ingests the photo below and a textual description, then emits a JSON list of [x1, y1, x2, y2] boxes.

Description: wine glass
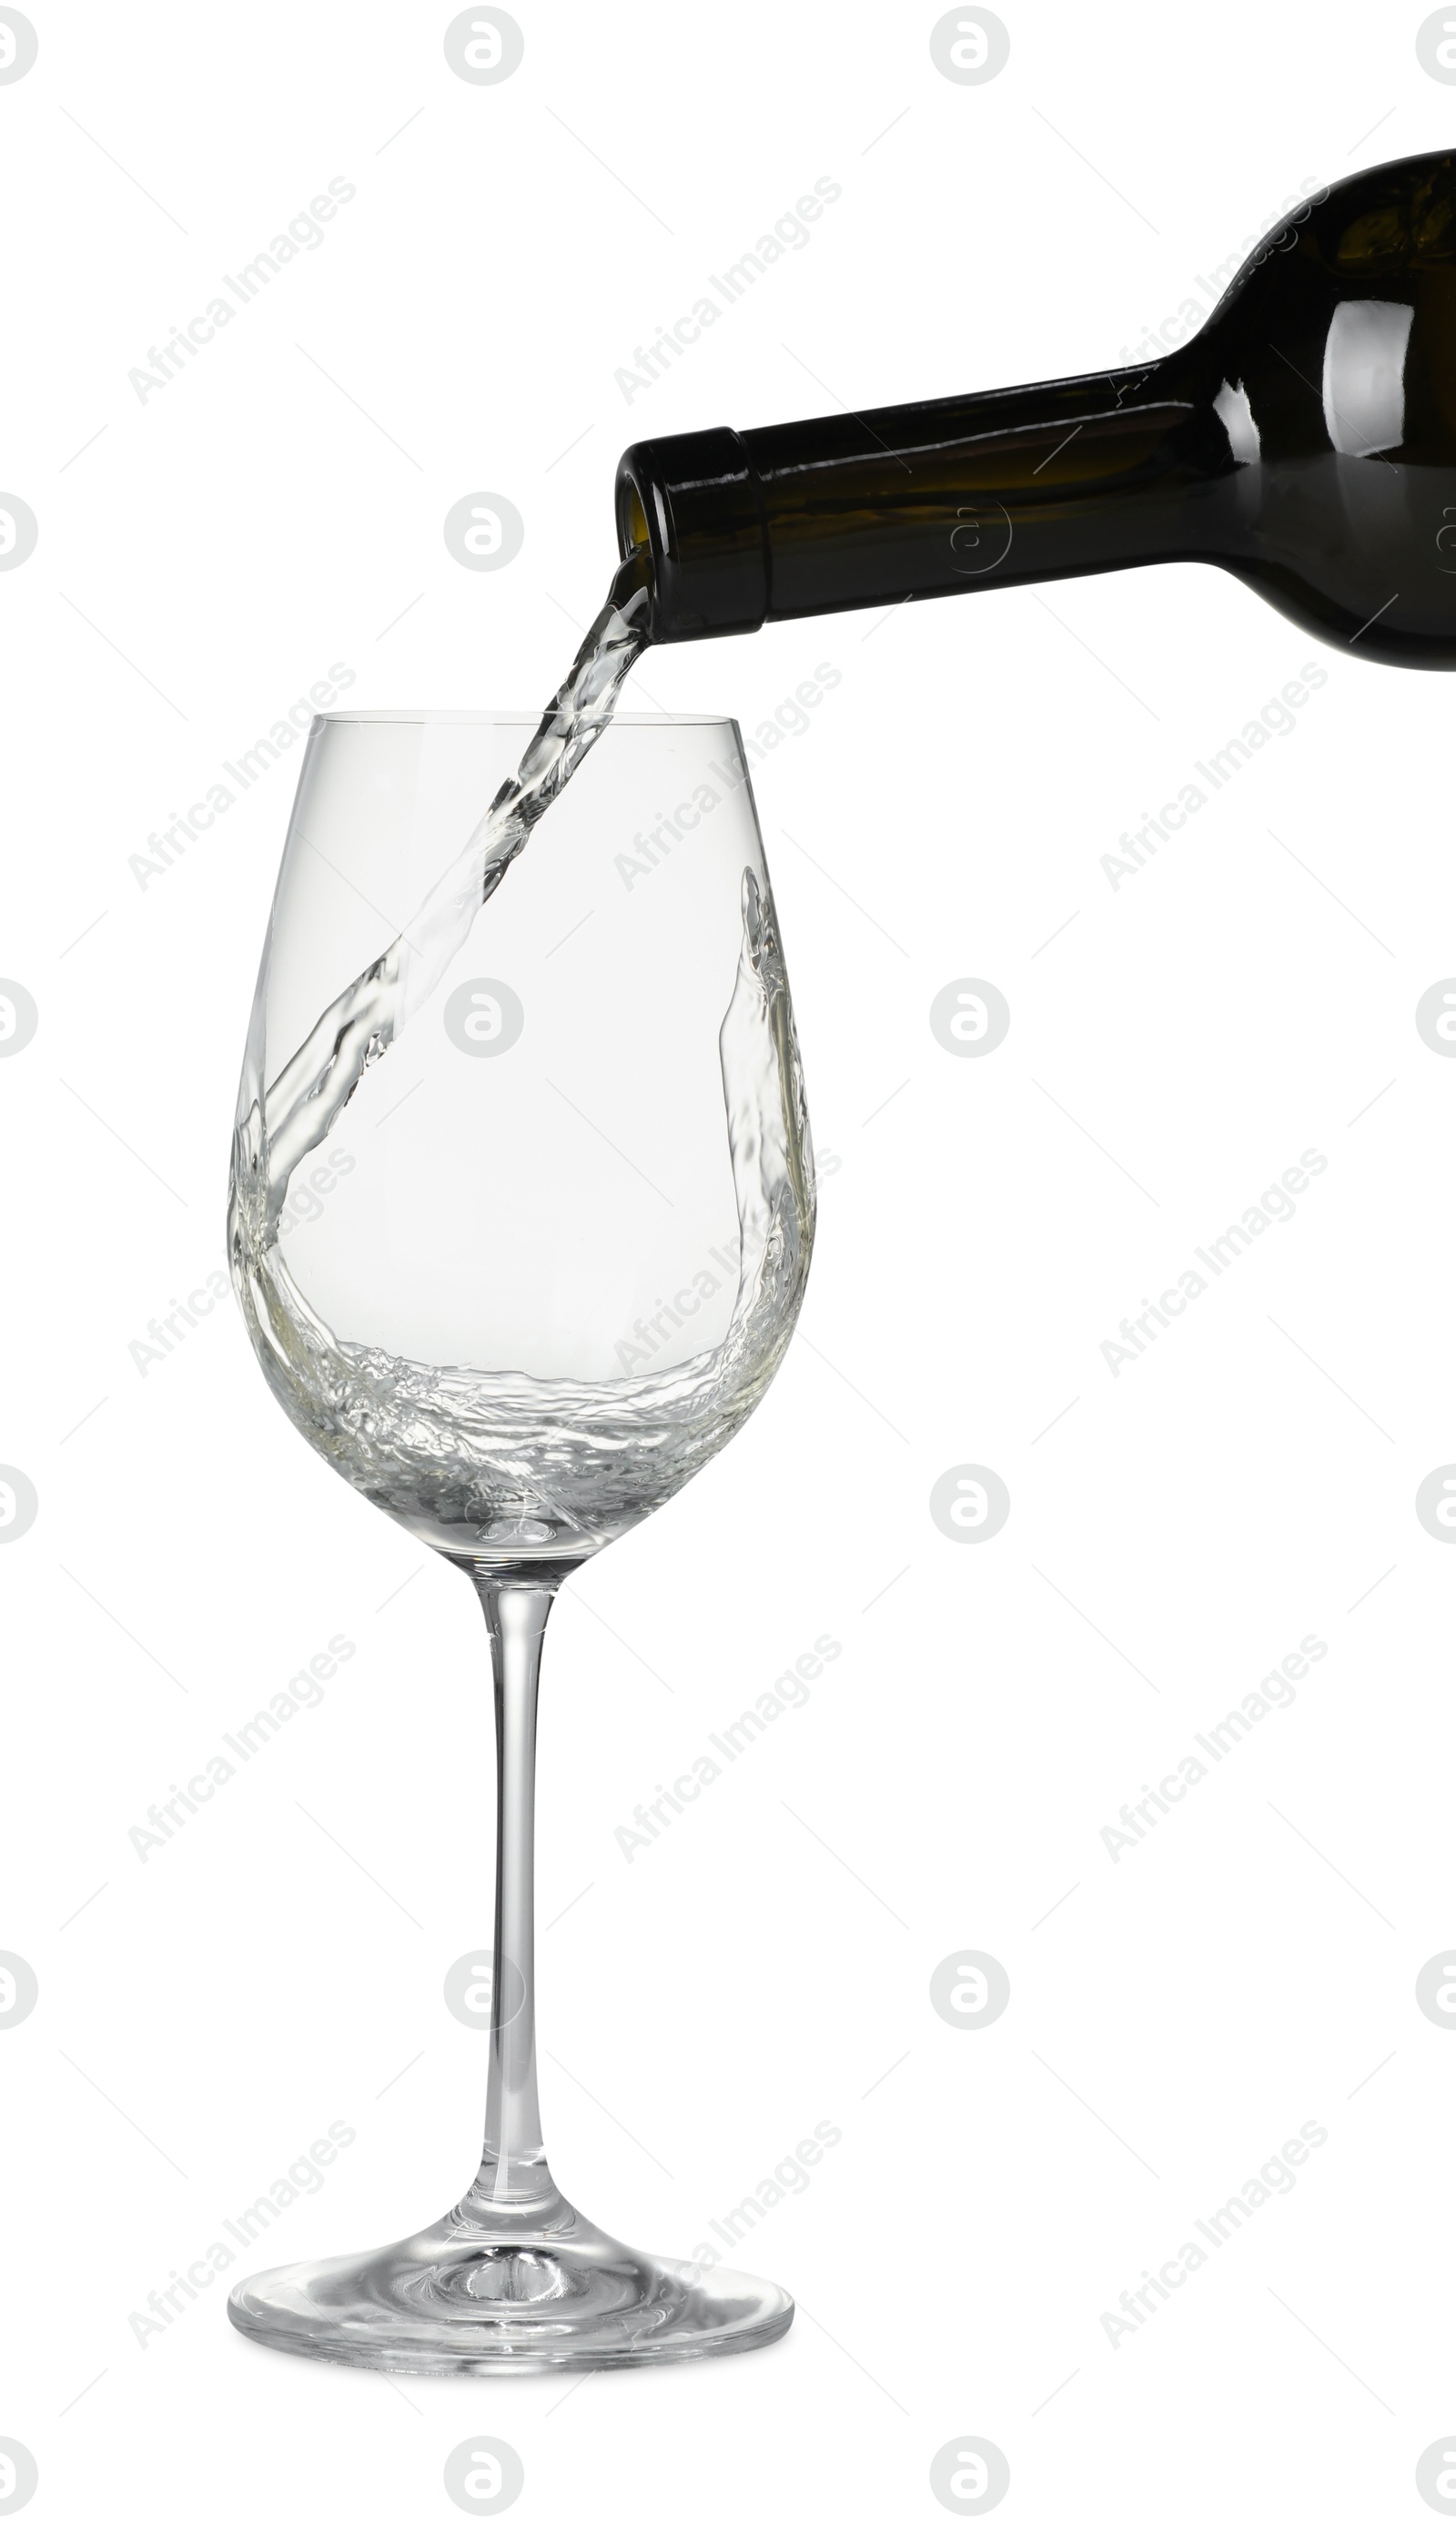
[[225, 705, 814, 2371]]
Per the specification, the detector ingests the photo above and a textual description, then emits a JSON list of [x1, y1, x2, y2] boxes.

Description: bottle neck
[[617, 360, 1227, 642]]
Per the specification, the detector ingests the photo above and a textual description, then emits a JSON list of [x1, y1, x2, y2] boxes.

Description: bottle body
[[616, 150, 1456, 668]]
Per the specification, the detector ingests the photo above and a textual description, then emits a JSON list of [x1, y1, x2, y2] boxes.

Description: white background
[[4, 2, 1456, 2516]]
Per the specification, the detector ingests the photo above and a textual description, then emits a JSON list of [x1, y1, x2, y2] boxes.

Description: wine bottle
[[615, 149, 1456, 669]]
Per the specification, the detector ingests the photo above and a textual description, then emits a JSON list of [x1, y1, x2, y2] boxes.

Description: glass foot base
[[227, 2186, 794, 2375]]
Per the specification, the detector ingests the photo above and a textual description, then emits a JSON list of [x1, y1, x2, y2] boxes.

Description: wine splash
[[228, 561, 814, 1578]]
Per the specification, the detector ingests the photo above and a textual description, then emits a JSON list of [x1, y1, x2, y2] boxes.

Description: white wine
[[228, 565, 812, 1579]]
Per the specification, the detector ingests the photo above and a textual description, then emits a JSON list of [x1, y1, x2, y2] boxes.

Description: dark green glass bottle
[[615, 149, 1456, 669]]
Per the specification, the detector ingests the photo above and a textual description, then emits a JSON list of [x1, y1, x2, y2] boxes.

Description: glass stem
[[470, 1581, 554, 2212]]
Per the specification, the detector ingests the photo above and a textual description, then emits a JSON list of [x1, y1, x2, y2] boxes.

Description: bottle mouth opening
[[614, 429, 769, 643], [620, 479, 650, 554]]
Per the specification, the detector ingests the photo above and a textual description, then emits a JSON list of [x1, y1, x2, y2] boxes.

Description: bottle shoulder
[[1175, 150, 1456, 463]]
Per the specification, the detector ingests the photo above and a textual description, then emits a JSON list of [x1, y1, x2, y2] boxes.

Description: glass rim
[[314, 709, 740, 731]]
